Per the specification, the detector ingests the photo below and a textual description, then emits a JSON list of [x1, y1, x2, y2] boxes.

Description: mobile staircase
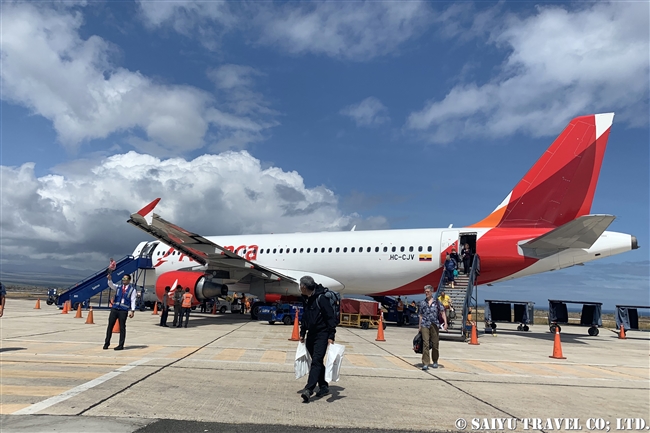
[[57, 253, 154, 310], [438, 254, 480, 340]]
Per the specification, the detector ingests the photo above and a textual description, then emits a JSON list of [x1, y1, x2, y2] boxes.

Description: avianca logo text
[[154, 247, 195, 267], [224, 245, 258, 261]]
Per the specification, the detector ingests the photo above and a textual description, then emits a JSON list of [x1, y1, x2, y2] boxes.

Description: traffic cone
[[34, 299, 41, 309], [85, 307, 95, 324], [61, 301, 68, 314], [211, 302, 217, 315], [75, 303, 83, 319], [152, 302, 159, 315], [618, 325, 626, 340], [468, 322, 479, 345], [288, 309, 300, 341], [375, 312, 386, 342], [112, 320, 120, 333], [549, 327, 566, 359]]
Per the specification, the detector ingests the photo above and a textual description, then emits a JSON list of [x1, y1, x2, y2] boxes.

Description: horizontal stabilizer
[[520, 215, 615, 259]]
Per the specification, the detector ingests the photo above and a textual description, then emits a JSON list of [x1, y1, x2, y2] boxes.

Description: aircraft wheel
[[517, 325, 523, 331], [550, 324, 561, 333], [283, 315, 293, 325], [46, 300, 54, 305]]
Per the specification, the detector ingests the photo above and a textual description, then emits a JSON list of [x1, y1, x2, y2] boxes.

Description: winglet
[[136, 198, 161, 226]]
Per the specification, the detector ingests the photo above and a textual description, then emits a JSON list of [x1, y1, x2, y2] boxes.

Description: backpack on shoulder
[[316, 285, 341, 325]]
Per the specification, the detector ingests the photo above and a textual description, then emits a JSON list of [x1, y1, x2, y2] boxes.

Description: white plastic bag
[[325, 343, 345, 383], [294, 341, 311, 379]]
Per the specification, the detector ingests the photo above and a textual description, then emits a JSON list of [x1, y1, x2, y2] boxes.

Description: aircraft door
[[440, 230, 460, 267]]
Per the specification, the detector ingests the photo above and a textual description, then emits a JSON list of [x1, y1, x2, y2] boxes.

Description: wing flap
[[520, 214, 615, 258]]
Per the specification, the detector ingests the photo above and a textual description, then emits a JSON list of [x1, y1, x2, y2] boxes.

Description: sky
[[1, 1, 648, 308]]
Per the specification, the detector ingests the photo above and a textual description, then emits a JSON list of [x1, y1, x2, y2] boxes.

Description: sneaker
[[300, 389, 312, 402], [315, 386, 330, 398], [431, 362, 438, 369], [422, 365, 429, 371]]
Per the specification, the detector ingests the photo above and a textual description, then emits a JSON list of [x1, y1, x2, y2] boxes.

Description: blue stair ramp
[[57, 255, 152, 308]]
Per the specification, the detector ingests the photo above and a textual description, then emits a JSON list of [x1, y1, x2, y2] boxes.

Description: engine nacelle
[[155, 271, 228, 305]]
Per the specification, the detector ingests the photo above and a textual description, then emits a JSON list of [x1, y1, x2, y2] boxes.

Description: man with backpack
[[298, 276, 338, 403]]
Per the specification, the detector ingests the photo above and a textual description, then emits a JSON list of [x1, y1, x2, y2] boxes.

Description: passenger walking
[[107, 257, 117, 276], [172, 287, 182, 327], [159, 286, 171, 327], [299, 276, 337, 402], [444, 253, 456, 288], [0, 281, 6, 318], [104, 275, 137, 350], [461, 243, 473, 275], [181, 288, 193, 328], [449, 248, 460, 269], [418, 285, 447, 370]]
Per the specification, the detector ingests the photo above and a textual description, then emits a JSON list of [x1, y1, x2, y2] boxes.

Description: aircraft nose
[[631, 235, 639, 250]]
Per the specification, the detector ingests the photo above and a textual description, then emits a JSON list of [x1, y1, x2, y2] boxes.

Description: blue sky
[[1, 1, 648, 307]]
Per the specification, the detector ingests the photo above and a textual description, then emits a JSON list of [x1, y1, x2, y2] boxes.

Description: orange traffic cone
[[211, 302, 217, 315], [468, 322, 479, 345], [34, 299, 41, 309], [549, 327, 566, 359], [75, 303, 83, 319], [85, 307, 95, 324], [61, 301, 68, 314], [375, 312, 386, 342], [288, 309, 300, 341], [152, 302, 159, 315], [618, 325, 626, 340], [112, 320, 120, 333]]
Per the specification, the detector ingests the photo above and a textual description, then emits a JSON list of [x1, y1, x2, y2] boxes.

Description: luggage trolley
[[548, 300, 602, 336], [615, 305, 650, 334], [484, 300, 534, 332]]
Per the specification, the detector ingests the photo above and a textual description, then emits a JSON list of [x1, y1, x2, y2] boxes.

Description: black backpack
[[413, 331, 432, 354], [316, 285, 341, 325]]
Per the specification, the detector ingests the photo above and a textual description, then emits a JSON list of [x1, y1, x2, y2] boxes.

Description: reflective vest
[[396, 300, 404, 312], [113, 284, 135, 311], [182, 293, 193, 308]]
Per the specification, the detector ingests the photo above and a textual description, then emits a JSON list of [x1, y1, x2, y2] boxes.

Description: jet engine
[[155, 271, 228, 305]]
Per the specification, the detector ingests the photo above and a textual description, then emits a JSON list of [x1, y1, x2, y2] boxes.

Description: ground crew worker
[[396, 296, 404, 327], [172, 287, 182, 327], [159, 286, 170, 327], [181, 288, 193, 328], [104, 275, 137, 350]]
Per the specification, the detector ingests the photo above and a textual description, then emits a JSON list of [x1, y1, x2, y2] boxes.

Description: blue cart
[[257, 304, 303, 325]]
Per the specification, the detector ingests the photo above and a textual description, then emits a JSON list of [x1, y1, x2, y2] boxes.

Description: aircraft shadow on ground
[[475, 328, 626, 345], [156, 313, 253, 328]]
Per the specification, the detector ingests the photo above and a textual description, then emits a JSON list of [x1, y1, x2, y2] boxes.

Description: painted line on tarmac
[[12, 358, 151, 415]]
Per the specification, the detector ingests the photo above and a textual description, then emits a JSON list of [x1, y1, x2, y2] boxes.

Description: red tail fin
[[471, 113, 614, 229]]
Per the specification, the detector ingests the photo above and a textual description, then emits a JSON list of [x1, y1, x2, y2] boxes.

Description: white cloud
[[406, 2, 649, 143], [0, 152, 388, 271], [340, 97, 390, 127], [0, 3, 276, 154], [136, 1, 432, 61]]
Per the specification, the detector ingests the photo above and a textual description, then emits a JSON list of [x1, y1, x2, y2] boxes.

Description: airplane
[[126, 113, 638, 319]]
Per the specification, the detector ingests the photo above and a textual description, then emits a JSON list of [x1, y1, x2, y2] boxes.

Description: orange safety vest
[[181, 293, 193, 308], [397, 301, 404, 312]]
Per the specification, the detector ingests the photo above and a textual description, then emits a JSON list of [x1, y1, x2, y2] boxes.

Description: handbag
[[453, 269, 459, 277], [294, 341, 311, 379], [325, 343, 345, 382]]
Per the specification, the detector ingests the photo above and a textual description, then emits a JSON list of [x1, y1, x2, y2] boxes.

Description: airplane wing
[[127, 198, 296, 284], [520, 215, 616, 259]]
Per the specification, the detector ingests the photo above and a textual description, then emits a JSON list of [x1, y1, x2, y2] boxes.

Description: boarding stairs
[[57, 254, 153, 310], [438, 255, 480, 339]]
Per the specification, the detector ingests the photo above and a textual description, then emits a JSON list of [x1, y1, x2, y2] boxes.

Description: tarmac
[[0, 299, 648, 433]]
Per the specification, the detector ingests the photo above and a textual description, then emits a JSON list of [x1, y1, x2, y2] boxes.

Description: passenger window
[[409, 246, 413, 252], [400, 246, 405, 252], [392, 246, 396, 252], [427, 246, 432, 252], [307, 248, 311, 253], [383, 247, 387, 252], [293, 248, 297, 253], [418, 246, 422, 252], [259, 249, 263, 254], [321, 248, 325, 253], [351, 247, 355, 253], [280, 248, 283, 254], [267, 249, 270, 254], [375, 247, 379, 252], [343, 247, 347, 253], [273, 249, 276, 254], [367, 247, 371, 252], [313, 247, 318, 253], [300, 248, 304, 253], [329, 247, 332, 253], [336, 247, 340, 253]]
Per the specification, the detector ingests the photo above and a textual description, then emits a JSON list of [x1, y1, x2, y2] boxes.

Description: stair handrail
[[462, 253, 481, 338], [61, 254, 135, 295]]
